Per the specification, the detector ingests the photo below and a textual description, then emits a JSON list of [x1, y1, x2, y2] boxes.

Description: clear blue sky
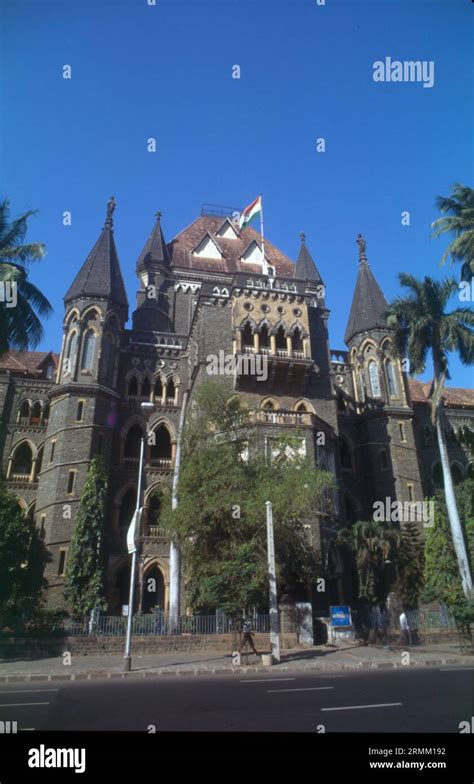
[[1, 0, 473, 387]]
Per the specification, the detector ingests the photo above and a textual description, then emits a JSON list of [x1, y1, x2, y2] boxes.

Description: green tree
[[0, 198, 52, 355], [337, 520, 400, 608], [394, 521, 425, 610], [0, 487, 49, 627], [64, 458, 108, 614], [387, 274, 474, 597], [431, 183, 474, 282], [161, 379, 333, 613]]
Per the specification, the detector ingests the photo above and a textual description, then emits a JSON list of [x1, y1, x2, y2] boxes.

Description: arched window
[[276, 325, 286, 351], [386, 360, 398, 397], [128, 376, 139, 398], [31, 401, 42, 424], [64, 331, 78, 376], [154, 377, 163, 400], [242, 322, 253, 348], [124, 424, 143, 460], [451, 463, 464, 486], [262, 400, 274, 410], [18, 400, 30, 423], [141, 377, 151, 400], [368, 361, 381, 398], [292, 328, 303, 354], [81, 329, 96, 371], [11, 443, 33, 476], [142, 565, 165, 613], [260, 324, 270, 350], [296, 403, 307, 413], [150, 425, 172, 462], [166, 379, 176, 403]]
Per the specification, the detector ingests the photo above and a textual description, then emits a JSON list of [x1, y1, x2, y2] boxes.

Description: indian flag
[[239, 195, 262, 229]]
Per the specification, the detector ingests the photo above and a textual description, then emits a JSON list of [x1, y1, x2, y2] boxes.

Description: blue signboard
[[330, 605, 352, 627]]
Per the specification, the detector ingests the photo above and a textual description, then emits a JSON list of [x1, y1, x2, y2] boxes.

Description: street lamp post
[[123, 402, 154, 672]]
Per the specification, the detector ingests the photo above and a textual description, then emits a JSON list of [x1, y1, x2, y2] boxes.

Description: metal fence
[[407, 608, 457, 630], [62, 612, 270, 637]]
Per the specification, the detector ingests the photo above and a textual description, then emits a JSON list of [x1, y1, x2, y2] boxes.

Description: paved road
[[0, 666, 472, 733]]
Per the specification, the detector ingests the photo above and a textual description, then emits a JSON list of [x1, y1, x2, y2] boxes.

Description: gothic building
[[1, 200, 472, 614]]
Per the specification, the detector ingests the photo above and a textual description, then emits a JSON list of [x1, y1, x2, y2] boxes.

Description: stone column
[[253, 331, 260, 353], [270, 334, 276, 355], [286, 335, 292, 356]]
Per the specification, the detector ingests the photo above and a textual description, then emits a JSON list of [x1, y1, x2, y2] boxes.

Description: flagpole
[[259, 193, 268, 275]]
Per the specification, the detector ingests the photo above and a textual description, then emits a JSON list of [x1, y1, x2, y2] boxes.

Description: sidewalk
[[1, 641, 472, 682]]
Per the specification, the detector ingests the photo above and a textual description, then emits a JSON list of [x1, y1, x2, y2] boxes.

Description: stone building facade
[[1, 200, 472, 614]]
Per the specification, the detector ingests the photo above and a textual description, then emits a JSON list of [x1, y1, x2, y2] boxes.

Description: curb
[[0, 656, 472, 683]]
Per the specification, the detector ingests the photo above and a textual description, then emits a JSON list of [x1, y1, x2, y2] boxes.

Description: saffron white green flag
[[127, 507, 143, 554], [239, 195, 262, 229]]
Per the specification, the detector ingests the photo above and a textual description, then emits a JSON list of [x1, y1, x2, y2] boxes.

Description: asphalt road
[[0, 667, 473, 733]]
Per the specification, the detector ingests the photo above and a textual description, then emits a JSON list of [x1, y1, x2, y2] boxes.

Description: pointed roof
[[64, 197, 128, 308], [294, 232, 323, 283], [344, 234, 389, 344], [136, 211, 171, 272]]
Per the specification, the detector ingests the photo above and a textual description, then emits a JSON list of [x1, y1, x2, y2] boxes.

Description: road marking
[[240, 678, 296, 683], [322, 702, 402, 712], [0, 702, 50, 707], [0, 689, 58, 694], [439, 667, 474, 671], [268, 686, 334, 693], [19, 728, 35, 731]]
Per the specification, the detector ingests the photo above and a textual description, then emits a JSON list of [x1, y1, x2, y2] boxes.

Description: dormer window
[[192, 234, 222, 259], [240, 241, 264, 265], [215, 219, 239, 240], [45, 364, 54, 380]]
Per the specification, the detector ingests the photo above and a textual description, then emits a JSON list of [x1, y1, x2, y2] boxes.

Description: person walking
[[239, 616, 258, 655], [399, 610, 412, 646]]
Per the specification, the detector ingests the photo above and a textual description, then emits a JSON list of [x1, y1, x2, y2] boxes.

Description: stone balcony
[[234, 347, 315, 389]]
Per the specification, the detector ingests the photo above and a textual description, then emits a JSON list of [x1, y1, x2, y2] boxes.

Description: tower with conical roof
[[36, 198, 128, 595], [341, 234, 423, 521], [132, 211, 173, 333]]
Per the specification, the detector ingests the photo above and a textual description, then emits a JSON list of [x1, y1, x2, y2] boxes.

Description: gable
[[192, 234, 222, 259], [240, 240, 264, 265], [215, 219, 239, 240]]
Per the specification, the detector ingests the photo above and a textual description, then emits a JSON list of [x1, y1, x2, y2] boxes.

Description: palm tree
[[431, 183, 474, 282], [387, 274, 474, 598], [0, 198, 52, 355], [338, 520, 400, 607]]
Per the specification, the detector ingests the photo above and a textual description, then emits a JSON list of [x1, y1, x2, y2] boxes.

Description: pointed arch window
[[260, 324, 270, 350], [124, 424, 143, 460], [128, 376, 139, 398], [141, 377, 151, 400], [64, 331, 78, 376], [386, 359, 398, 397], [368, 360, 381, 398], [242, 322, 253, 348], [154, 377, 163, 401], [292, 328, 303, 354], [166, 379, 176, 403], [81, 329, 96, 371], [276, 325, 286, 351], [11, 442, 33, 477]]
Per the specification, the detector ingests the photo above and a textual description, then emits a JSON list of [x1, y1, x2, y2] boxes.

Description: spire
[[344, 234, 389, 344], [136, 210, 171, 274], [295, 232, 323, 283], [64, 197, 128, 310]]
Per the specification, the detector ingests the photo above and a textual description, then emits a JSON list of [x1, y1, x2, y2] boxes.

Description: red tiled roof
[[408, 379, 474, 407], [0, 351, 59, 377], [168, 216, 296, 278]]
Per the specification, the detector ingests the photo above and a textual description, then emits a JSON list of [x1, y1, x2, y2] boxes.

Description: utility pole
[[123, 402, 153, 672], [265, 501, 280, 663]]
